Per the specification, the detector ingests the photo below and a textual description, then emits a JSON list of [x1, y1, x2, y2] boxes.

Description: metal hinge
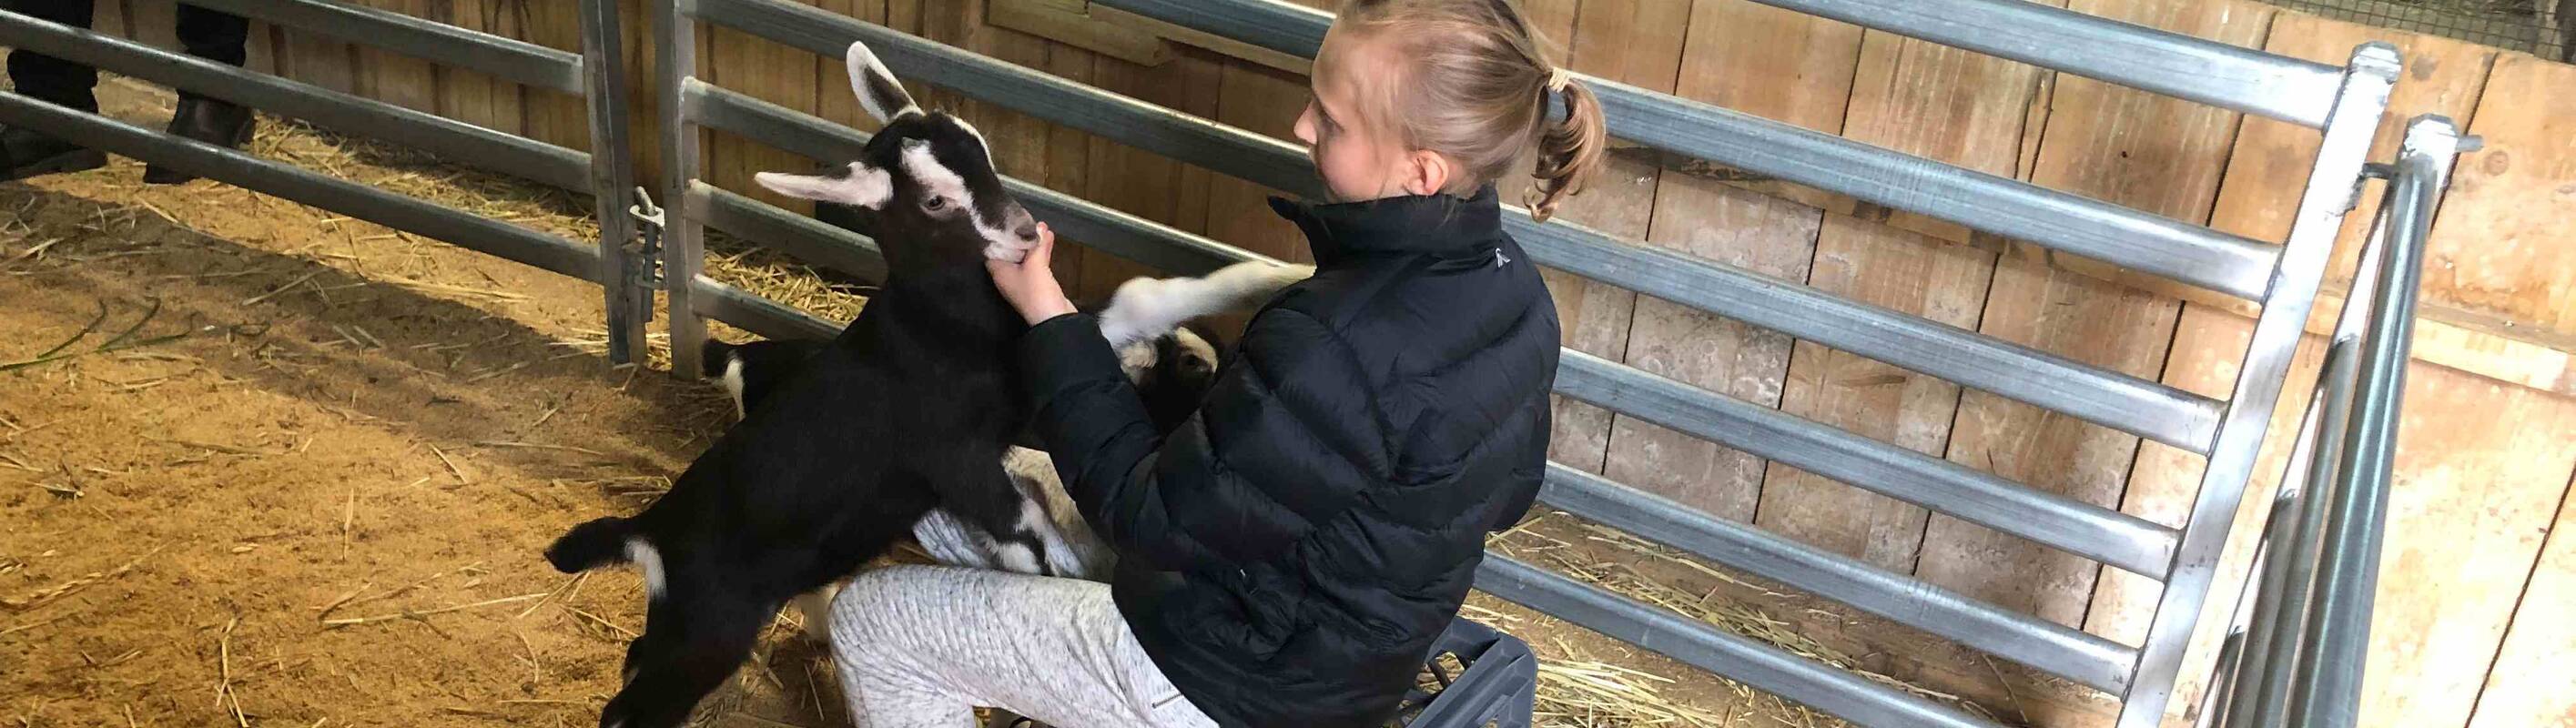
[[627, 186, 665, 288]]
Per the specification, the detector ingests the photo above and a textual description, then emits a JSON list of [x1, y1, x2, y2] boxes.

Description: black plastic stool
[[1392, 618, 1538, 728]]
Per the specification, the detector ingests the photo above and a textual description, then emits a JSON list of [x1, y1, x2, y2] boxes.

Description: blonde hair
[[1339, 0, 1607, 222]]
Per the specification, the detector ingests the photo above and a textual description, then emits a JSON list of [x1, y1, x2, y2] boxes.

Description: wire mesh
[[2260, 0, 2569, 58]]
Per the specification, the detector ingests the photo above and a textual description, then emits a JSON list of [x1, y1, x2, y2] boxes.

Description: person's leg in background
[[2, 0, 109, 179], [145, 3, 255, 184]]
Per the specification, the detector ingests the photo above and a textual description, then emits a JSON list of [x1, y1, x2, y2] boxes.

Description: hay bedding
[[0, 78, 1993, 728]]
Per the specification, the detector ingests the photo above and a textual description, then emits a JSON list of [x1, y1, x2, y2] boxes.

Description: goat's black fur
[[705, 319, 1224, 438]]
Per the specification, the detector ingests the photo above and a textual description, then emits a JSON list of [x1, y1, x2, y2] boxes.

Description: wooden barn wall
[[108, 0, 2576, 725]]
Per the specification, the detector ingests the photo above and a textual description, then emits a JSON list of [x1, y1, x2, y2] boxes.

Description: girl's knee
[[824, 566, 956, 652]]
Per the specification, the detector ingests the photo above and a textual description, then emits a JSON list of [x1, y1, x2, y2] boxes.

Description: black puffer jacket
[[1021, 186, 1560, 728]]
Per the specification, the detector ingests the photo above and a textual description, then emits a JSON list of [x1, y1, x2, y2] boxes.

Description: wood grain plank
[[614, 0, 665, 190], [515, 0, 588, 152], [1038, 40, 1097, 295], [278, 15, 360, 96], [1750, 217, 1996, 565], [968, 25, 1063, 212], [2467, 470, 2576, 728], [1536, 0, 1689, 477], [1598, 181, 1817, 521], [2076, 16, 2512, 370], [1749, 20, 2048, 571], [816, 0, 894, 136], [1900, 24, 2562, 401], [437, 0, 526, 136], [704, 1, 825, 215], [95, 0, 127, 38], [2424, 54, 2576, 346], [2095, 306, 2331, 728], [2206, 16, 2496, 283], [1072, 46, 1222, 302], [127, 0, 177, 51], [2082, 23, 2500, 727], [2356, 370, 2576, 727], [1593, 0, 1845, 516], [1912, 0, 2271, 628], [1164, 0, 1323, 338], [1200, 60, 1313, 268], [1649, 0, 1864, 211], [354, 0, 440, 113], [245, 21, 279, 76]]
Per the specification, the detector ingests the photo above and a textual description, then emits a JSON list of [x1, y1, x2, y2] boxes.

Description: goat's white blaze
[[898, 139, 1031, 263], [624, 538, 666, 599]]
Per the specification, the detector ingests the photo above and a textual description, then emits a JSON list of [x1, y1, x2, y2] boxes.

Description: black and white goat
[[544, 41, 1056, 728]]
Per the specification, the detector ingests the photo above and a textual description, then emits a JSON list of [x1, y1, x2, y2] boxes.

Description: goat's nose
[[1015, 221, 1040, 242]]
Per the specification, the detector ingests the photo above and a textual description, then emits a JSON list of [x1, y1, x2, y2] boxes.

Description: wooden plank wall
[[101, 1, 2576, 726]]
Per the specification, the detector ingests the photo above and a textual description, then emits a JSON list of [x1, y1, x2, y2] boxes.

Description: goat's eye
[[923, 197, 948, 211]]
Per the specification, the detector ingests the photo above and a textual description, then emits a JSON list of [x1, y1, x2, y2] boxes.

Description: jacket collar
[[1267, 185, 1504, 267]]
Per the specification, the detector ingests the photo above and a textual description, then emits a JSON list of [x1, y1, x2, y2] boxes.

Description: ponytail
[[1342, 0, 1607, 222], [1527, 75, 1607, 224]]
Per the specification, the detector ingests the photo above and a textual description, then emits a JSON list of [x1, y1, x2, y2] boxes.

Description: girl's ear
[[1403, 149, 1455, 197]]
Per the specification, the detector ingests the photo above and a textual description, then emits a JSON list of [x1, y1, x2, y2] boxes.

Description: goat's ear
[[844, 41, 918, 123], [756, 163, 893, 208]]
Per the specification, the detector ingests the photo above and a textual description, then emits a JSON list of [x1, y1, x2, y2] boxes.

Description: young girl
[[827, 2, 1606, 726]]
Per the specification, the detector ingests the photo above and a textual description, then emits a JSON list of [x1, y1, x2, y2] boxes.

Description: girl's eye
[[924, 197, 948, 210]]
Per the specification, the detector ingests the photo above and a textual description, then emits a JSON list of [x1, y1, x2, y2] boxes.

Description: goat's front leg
[[1096, 260, 1314, 349], [918, 448, 1055, 578]]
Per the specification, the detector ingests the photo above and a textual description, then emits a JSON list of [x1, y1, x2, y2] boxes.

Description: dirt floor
[[2, 79, 2074, 728]]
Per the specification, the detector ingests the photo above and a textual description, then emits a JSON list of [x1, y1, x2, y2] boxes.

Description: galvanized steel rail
[[0, 92, 600, 279], [2197, 116, 2464, 728], [179, 0, 584, 94], [1076, 0, 2294, 301], [0, 13, 589, 190], [695, 0, 2231, 457], [0, 0, 652, 362]]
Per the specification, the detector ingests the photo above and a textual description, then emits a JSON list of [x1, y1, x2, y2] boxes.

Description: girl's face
[[1294, 25, 1452, 202]]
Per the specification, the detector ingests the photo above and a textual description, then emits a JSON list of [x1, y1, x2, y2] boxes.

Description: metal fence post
[[2113, 43, 2399, 728], [2282, 116, 2462, 727], [581, 0, 652, 366], [657, 0, 709, 379]]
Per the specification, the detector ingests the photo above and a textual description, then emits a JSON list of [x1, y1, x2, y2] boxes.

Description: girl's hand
[[988, 222, 1080, 326]]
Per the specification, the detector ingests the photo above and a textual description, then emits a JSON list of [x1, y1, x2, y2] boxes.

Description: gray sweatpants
[[827, 565, 1220, 728]]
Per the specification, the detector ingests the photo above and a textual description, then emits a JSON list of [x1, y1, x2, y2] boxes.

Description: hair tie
[[1546, 67, 1571, 93]]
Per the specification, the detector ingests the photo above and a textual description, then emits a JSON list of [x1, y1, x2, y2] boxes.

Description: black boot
[[1, 126, 107, 182], [143, 96, 254, 185]]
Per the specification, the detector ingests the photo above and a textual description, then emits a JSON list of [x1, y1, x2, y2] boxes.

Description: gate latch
[[627, 186, 665, 288]]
